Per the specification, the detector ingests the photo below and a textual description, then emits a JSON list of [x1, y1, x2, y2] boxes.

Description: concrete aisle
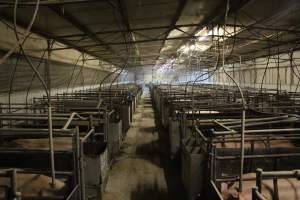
[[103, 95, 185, 200]]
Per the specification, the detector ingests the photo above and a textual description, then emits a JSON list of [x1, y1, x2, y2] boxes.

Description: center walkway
[[103, 95, 185, 200]]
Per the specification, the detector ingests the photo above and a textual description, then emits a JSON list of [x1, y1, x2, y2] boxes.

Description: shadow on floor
[[142, 112, 154, 118], [131, 180, 168, 200], [150, 101, 187, 200], [143, 100, 152, 105], [135, 139, 159, 154], [139, 126, 156, 135], [133, 139, 186, 200]]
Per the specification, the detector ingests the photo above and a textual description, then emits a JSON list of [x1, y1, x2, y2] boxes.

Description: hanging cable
[[8, 50, 21, 114], [220, 0, 246, 193], [71, 56, 85, 93], [191, 54, 220, 106], [12, 0, 58, 188], [80, 54, 86, 90], [13, 0, 48, 97], [288, 50, 300, 97], [25, 48, 49, 106], [0, 0, 40, 66], [66, 54, 81, 93], [99, 68, 121, 90]]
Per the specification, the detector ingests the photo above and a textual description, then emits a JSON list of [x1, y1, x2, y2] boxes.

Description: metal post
[[256, 168, 263, 193], [89, 114, 93, 130], [74, 127, 81, 195], [239, 109, 246, 192], [250, 141, 254, 171], [210, 144, 217, 183], [46, 40, 56, 187], [105, 109, 109, 142], [80, 138, 86, 200], [252, 187, 257, 200], [11, 169, 17, 198], [48, 105, 56, 187], [81, 53, 85, 90], [273, 159, 279, 200], [0, 103, 2, 127], [213, 144, 218, 183]]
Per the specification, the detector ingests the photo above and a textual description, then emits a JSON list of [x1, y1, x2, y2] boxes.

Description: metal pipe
[[11, 169, 20, 200], [63, 112, 88, 129], [240, 109, 245, 192], [216, 153, 300, 160], [0, 103, 2, 128], [221, 115, 290, 125], [212, 135, 300, 143], [213, 128, 300, 135], [0, 0, 98, 5], [228, 118, 298, 129], [0, 116, 82, 121], [80, 139, 86, 200], [0, 127, 72, 133], [46, 41, 56, 187], [66, 185, 79, 200], [74, 127, 80, 196], [48, 105, 56, 187], [252, 187, 268, 200], [256, 168, 263, 193], [82, 128, 95, 142]]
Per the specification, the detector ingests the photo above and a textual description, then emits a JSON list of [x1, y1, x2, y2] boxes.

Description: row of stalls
[[151, 84, 300, 200], [0, 84, 142, 200]]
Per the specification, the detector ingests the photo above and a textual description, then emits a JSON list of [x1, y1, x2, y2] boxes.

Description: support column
[[46, 40, 56, 187]]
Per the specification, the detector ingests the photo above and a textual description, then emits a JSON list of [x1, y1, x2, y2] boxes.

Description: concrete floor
[[103, 96, 185, 200]]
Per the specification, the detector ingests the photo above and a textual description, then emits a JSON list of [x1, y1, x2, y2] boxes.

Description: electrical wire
[[13, 0, 48, 97], [12, 0, 59, 188], [89, 68, 99, 90], [25, 48, 48, 105], [66, 54, 81, 93], [0, 0, 97, 5], [80, 54, 86, 90], [0, 0, 40, 66], [98, 68, 121, 90], [259, 49, 271, 92], [71, 56, 85, 93], [219, 0, 246, 192], [8, 50, 21, 114], [0, 18, 43, 41], [190, 54, 220, 104]]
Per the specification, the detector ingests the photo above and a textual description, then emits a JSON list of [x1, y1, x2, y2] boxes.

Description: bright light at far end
[[183, 46, 189, 53], [190, 44, 195, 50]]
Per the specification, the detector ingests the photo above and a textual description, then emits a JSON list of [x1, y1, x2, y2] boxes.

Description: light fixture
[[183, 46, 189, 53]]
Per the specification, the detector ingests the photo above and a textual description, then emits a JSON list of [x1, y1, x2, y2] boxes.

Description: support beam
[[116, 0, 139, 60], [51, 34, 293, 50], [58, 23, 202, 39], [155, 0, 188, 62], [49, 5, 124, 63], [0, 14, 118, 67], [0, 0, 103, 6], [223, 23, 300, 34], [59, 23, 300, 38], [175, 0, 252, 53]]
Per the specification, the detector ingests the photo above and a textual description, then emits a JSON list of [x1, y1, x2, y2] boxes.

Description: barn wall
[[211, 51, 300, 92], [0, 53, 110, 103]]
